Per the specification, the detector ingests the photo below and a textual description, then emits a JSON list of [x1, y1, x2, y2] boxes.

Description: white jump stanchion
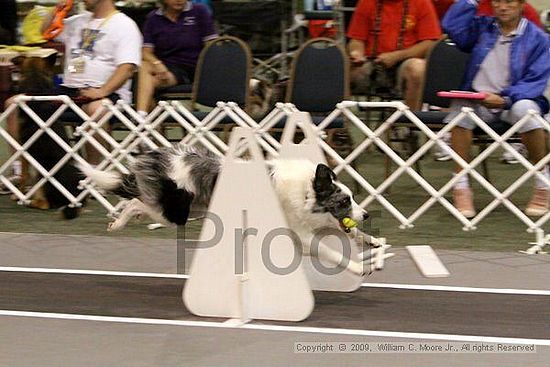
[[183, 127, 314, 322], [278, 111, 364, 292]]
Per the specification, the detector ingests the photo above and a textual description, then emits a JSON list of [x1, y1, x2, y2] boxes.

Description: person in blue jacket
[[442, 0, 550, 219]]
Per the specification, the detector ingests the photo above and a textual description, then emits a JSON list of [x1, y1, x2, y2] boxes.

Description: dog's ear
[[313, 164, 336, 198]]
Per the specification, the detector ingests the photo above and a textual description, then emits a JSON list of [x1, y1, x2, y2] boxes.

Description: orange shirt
[[347, 0, 442, 57]]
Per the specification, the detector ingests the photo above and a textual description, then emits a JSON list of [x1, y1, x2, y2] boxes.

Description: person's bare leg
[[451, 125, 476, 217], [401, 58, 425, 110], [521, 128, 546, 164], [451, 126, 473, 173], [5, 95, 20, 156], [3, 96, 22, 180], [136, 61, 159, 113], [136, 61, 178, 113], [522, 128, 550, 215], [82, 100, 109, 165]]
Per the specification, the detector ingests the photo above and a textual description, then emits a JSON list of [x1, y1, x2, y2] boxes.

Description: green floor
[[0, 148, 546, 253]]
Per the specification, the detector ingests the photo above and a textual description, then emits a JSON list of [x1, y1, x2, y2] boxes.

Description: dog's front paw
[[359, 246, 395, 272], [369, 236, 384, 248]]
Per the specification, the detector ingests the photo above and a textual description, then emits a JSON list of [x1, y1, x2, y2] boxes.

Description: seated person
[[433, 0, 544, 28], [135, 0, 217, 117], [346, 0, 442, 110], [2, 0, 141, 184], [442, 0, 550, 218]]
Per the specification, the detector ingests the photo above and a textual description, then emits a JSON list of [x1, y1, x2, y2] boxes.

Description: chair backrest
[[192, 35, 252, 109], [286, 37, 349, 113], [421, 38, 471, 108]]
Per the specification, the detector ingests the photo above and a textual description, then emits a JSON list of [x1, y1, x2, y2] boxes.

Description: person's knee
[[83, 100, 105, 117], [402, 58, 425, 84], [510, 99, 539, 118], [509, 99, 543, 133], [5, 94, 21, 109]]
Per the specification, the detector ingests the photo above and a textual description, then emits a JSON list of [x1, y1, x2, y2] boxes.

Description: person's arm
[[197, 3, 218, 43], [348, 39, 366, 64], [346, 0, 370, 63], [40, 0, 72, 33], [80, 15, 142, 100], [376, 0, 441, 68], [80, 63, 136, 100], [142, 46, 161, 64], [500, 35, 550, 109], [140, 11, 171, 80], [442, 0, 483, 52], [375, 39, 436, 68], [142, 46, 171, 81]]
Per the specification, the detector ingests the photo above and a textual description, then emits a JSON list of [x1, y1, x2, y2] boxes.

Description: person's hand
[[481, 92, 506, 109], [79, 87, 106, 101], [56, 0, 70, 9], [374, 51, 402, 69], [152, 61, 170, 82], [349, 50, 366, 65]]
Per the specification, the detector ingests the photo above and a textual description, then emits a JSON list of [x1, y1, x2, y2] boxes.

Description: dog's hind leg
[[108, 198, 162, 231]]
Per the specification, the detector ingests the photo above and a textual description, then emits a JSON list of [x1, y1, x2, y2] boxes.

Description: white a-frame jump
[[278, 111, 363, 292], [183, 127, 314, 322]]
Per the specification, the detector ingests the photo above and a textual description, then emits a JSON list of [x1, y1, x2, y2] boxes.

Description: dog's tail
[[77, 164, 139, 199]]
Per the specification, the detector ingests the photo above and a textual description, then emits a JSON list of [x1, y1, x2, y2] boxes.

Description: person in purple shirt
[[136, 0, 217, 115]]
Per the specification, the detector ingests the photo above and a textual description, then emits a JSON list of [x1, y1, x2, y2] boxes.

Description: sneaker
[[452, 187, 476, 218], [433, 132, 452, 161], [525, 188, 549, 216], [0, 175, 21, 195], [500, 143, 526, 164]]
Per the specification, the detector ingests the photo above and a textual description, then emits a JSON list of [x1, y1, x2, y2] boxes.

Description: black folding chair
[[158, 35, 252, 141], [191, 35, 251, 112], [282, 37, 352, 157]]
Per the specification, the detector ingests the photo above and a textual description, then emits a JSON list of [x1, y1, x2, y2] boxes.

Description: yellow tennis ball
[[342, 217, 357, 228]]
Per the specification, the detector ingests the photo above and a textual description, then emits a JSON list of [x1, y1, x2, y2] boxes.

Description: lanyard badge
[[68, 49, 86, 74]]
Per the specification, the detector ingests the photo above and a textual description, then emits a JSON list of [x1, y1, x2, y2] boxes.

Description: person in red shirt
[[347, 0, 442, 110], [432, 0, 543, 28]]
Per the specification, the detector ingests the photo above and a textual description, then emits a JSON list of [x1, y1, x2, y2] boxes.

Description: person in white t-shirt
[[59, 2, 141, 103], [2, 0, 141, 176]]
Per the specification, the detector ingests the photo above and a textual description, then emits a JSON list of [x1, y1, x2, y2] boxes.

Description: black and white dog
[[80, 144, 389, 275]]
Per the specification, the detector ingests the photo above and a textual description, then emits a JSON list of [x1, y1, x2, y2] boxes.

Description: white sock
[[535, 166, 550, 190], [12, 160, 22, 176], [454, 173, 470, 189], [137, 110, 148, 119]]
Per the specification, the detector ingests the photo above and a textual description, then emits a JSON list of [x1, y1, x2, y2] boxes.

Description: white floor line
[[1, 266, 549, 296], [361, 282, 550, 296], [0, 310, 548, 346], [0, 266, 188, 279]]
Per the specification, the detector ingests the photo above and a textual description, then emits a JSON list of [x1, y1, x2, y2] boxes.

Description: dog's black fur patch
[[158, 178, 195, 225]]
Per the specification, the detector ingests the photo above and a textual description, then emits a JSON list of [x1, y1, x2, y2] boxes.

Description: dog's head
[[17, 56, 55, 94], [311, 164, 368, 229]]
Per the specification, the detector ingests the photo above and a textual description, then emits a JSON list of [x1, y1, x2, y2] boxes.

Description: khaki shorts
[[350, 58, 416, 96]]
